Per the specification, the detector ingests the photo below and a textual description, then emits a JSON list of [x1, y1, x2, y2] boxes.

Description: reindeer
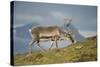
[[28, 25, 74, 54]]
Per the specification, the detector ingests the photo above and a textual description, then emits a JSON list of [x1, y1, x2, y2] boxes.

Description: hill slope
[[14, 36, 97, 66]]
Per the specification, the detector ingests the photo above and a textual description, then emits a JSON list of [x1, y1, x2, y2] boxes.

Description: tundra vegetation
[[14, 36, 97, 66]]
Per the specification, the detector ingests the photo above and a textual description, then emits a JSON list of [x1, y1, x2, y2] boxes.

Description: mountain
[[14, 22, 85, 54], [14, 22, 39, 53], [14, 22, 39, 39], [14, 21, 84, 41], [62, 23, 85, 41]]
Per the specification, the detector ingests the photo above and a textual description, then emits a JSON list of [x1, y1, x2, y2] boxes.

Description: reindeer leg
[[55, 38, 58, 48], [49, 41, 54, 50], [29, 40, 35, 54], [68, 34, 74, 43], [37, 42, 46, 52]]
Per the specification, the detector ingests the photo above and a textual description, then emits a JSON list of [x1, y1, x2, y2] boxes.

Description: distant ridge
[[15, 22, 39, 39]]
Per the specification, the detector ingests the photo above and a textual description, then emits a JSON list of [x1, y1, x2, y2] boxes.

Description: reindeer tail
[[29, 29, 32, 32]]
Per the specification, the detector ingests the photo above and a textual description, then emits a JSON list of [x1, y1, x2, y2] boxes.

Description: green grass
[[14, 37, 97, 66]]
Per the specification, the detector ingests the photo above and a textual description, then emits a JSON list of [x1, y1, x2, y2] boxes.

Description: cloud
[[50, 11, 66, 19], [15, 14, 33, 20], [15, 12, 69, 27], [15, 13, 43, 22], [14, 13, 43, 28], [49, 11, 77, 24], [79, 30, 97, 38]]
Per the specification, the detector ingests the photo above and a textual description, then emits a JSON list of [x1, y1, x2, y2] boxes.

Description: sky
[[13, 1, 97, 37]]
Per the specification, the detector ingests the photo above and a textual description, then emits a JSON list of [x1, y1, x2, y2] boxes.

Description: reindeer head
[[60, 30, 74, 43], [64, 18, 72, 27]]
